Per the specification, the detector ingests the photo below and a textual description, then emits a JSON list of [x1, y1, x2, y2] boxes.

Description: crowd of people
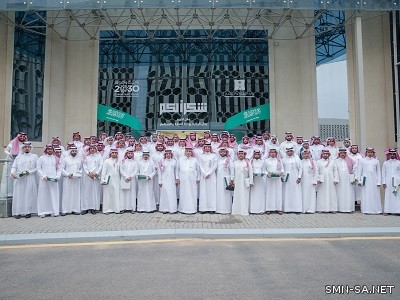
[[2, 130, 400, 219]]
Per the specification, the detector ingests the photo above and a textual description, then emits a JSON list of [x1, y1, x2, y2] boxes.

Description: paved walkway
[[1, 210, 400, 245]]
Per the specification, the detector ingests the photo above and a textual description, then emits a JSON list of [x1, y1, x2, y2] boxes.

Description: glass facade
[[11, 11, 46, 141], [98, 29, 269, 136]]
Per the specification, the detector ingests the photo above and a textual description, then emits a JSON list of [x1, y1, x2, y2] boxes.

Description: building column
[[354, 15, 366, 150]]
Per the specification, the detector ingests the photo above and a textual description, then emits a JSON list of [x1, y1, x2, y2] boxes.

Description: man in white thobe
[[1, 132, 27, 198], [310, 136, 324, 161], [10, 142, 38, 218], [215, 147, 234, 214], [82, 144, 103, 214], [61, 146, 82, 215], [334, 148, 356, 212], [357, 147, 382, 214], [37, 145, 61, 217], [348, 144, 363, 204], [249, 149, 266, 214], [198, 143, 217, 213], [151, 143, 165, 206], [158, 150, 178, 213], [101, 148, 120, 214], [137, 151, 157, 212], [265, 148, 284, 215], [316, 149, 338, 213], [279, 132, 297, 159], [120, 148, 138, 213], [232, 150, 253, 215], [282, 147, 303, 213], [382, 148, 400, 215], [300, 149, 317, 213], [237, 136, 254, 160], [177, 147, 199, 214]]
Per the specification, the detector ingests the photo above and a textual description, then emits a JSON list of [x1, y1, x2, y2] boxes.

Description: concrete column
[[347, 12, 395, 160], [354, 15, 366, 149], [0, 13, 14, 151]]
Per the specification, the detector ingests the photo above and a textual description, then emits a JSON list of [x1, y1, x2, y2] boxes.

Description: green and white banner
[[97, 104, 141, 132], [224, 103, 270, 131]]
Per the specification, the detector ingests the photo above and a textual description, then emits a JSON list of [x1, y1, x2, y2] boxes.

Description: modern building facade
[[0, 1, 398, 159]]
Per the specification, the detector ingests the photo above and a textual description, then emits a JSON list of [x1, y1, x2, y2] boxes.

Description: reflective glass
[[11, 11, 46, 141]]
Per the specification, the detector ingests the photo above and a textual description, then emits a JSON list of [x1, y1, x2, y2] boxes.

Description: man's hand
[[10, 173, 18, 179], [175, 179, 180, 187], [296, 178, 301, 184], [383, 184, 387, 189], [68, 174, 73, 179]]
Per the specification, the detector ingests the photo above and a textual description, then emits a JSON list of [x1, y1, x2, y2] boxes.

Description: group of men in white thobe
[[5, 130, 400, 218]]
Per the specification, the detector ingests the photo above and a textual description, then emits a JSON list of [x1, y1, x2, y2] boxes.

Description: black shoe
[[91, 209, 96, 215], [14, 215, 21, 219], [72, 212, 80, 215], [25, 214, 31, 218], [81, 210, 88, 215], [61, 213, 67, 216]]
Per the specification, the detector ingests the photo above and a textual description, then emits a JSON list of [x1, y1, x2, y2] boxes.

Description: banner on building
[[224, 104, 270, 131], [97, 104, 141, 131]]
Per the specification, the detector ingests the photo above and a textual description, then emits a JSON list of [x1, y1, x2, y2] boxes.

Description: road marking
[[1, 236, 400, 249]]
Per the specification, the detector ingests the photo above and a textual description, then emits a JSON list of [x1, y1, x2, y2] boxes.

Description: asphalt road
[[0, 238, 399, 299]]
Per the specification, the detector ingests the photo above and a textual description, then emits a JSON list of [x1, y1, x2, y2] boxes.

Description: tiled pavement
[[1, 211, 400, 235]]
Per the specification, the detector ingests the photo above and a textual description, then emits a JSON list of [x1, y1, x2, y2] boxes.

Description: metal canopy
[[0, 0, 399, 12], [1, 8, 370, 42]]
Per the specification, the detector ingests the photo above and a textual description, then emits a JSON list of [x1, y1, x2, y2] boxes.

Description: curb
[[1, 227, 400, 245]]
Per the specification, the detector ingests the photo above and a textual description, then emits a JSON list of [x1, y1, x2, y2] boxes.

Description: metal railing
[[0, 158, 13, 217]]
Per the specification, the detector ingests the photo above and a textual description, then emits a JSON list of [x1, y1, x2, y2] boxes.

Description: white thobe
[[211, 142, 220, 153], [158, 158, 178, 213], [151, 151, 164, 205], [10, 153, 38, 216], [334, 158, 356, 212], [1, 141, 23, 197], [101, 158, 120, 213], [137, 159, 156, 212], [279, 141, 297, 159], [117, 148, 126, 163], [311, 144, 324, 161], [134, 151, 143, 163], [175, 147, 186, 160], [198, 152, 217, 212], [249, 158, 266, 214], [326, 146, 339, 159], [177, 156, 199, 214], [357, 157, 382, 214], [37, 155, 61, 216], [282, 156, 303, 212], [120, 158, 138, 211], [301, 159, 318, 213], [265, 157, 283, 212], [232, 160, 253, 215], [81, 154, 103, 211], [316, 159, 338, 212], [382, 159, 400, 214], [215, 156, 234, 214], [61, 155, 82, 214], [348, 152, 363, 202]]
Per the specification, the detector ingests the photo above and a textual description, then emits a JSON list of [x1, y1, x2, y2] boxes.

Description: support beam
[[354, 15, 366, 149]]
